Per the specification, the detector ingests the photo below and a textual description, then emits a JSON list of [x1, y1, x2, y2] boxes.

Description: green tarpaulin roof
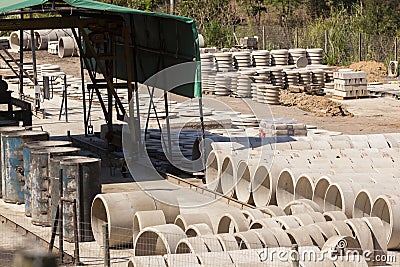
[[0, 0, 201, 98]]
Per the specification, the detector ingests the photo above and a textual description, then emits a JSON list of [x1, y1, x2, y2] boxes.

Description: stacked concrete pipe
[[58, 36, 78, 58], [9, 31, 32, 50]]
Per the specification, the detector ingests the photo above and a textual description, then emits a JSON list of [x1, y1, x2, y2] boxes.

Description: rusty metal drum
[[30, 147, 80, 226], [23, 140, 72, 217], [61, 157, 101, 242], [1, 131, 48, 203]]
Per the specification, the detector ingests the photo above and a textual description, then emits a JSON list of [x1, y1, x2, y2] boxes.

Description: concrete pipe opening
[[252, 165, 272, 207], [325, 182, 362, 218], [91, 192, 156, 247], [204, 151, 222, 192], [294, 175, 314, 200], [34, 30, 49, 50], [235, 161, 251, 203], [220, 156, 236, 197], [324, 184, 344, 214], [9, 31, 30, 50], [276, 168, 296, 207], [313, 177, 330, 209], [353, 190, 372, 218], [371, 194, 400, 249], [58, 37, 78, 58]]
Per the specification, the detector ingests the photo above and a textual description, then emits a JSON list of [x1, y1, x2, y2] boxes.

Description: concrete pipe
[[9, 31, 31, 50], [220, 154, 240, 197], [250, 218, 281, 229], [185, 223, 213, 237], [322, 235, 361, 252], [274, 216, 301, 229], [250, 228, 279, 247], [283, 199, 323, 215], [233, 231, 264, 249], [309, 140, 332, 150], [133, 210, 166, 243], [174, 213, 212, 232], [308, 212, 326, 223], [204, 150, 224, 192], [323, 210, 348, 221], [371, 194, 400, 249], [345, 218, 374, 253], [215, 233, 240, 251], [302, 224, 327, 248], [324, 181, 365, 218], [196, 251, 233, 266], [164, 253, 200, 267], [328, 140, 353, 149], [175, 237, 209, 254], [294, 174, 318, 201], [127, 256, 166, 267], [313, 222, 338, 240], [267, 227, 292, 247], [367, 134, 389, 149], [235, 160, 254, 203], [291, 213, 315, 226], [58, 36, 78, 58], [199, 235, 223, 252], [241, 209, 265, 225], [348, 135, 370, 149], [34, 30, 51, 50], [251, 164, 273, 207], [285, 228, 314, 246], [328, 221, 353, 236], [289, 141, 312, 150], [312, 177, 331, 210], [257, 205, 285, 217], [361, 217, 387, 262], [353, 189, 377, 218], [91, 192, 157, 247], [216, 211, 249, 234], [228, 249, 265, 265], [134, 224, 186, 256]]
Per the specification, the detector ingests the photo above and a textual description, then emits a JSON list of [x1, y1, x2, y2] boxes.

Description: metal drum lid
[[1, 130, 48, 138], [24, 140, 72, 149], [31, 146, 80, 156]]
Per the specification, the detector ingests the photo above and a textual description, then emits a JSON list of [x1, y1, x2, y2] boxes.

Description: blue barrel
[[1, 131, 48, 203], [0, 126, 25, 198], [61, 157, 101, 242], [30, 147, 80, 226], [23, 140, 72, 217], [49, 155, 87, 232]]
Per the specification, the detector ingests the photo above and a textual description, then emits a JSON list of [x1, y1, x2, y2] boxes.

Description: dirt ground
[[19, 51, 400, 135]]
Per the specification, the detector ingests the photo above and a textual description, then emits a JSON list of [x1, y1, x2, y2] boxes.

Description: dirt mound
[[280, 91, 353, 117], [348, 61, 387, 82]]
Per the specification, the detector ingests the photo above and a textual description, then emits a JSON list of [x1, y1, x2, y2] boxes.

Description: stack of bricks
[[333, 70, 369, 98], [259, 119, 307, 137]]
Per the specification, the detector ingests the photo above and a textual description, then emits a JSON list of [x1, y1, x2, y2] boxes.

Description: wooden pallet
[[331, 95, 371, 100]]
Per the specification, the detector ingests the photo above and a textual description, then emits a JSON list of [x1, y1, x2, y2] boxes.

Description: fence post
[[103, 224, 110, 267], [324, 30, 328, 53], [395, 37, 398, 61], [296, 28, 299, 48], [262, 25, 266, 50], [359, 32, 362, 62]]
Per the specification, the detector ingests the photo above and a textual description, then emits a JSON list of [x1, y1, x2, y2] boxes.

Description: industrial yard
[[1, 0, 400, 267]]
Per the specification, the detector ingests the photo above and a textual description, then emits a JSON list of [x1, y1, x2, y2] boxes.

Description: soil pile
[[280, 91, 353, 117], [348, 61, 387, 82]]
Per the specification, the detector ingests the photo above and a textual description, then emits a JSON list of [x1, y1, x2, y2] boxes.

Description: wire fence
[[239, 25, 398, 66], [0, 208, 398, 267]]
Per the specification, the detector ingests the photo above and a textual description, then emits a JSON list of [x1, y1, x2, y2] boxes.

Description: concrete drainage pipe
[[353, 189, 376, 218], [250, 217, 281, 229], [127, 256, 166, 267], [174, 213, 212, 232], [313, 222, 338, 240], [257, 205, 285, 217], [220, 155, 239, 197], [185, 223, 213, 237], [302, 224, 327, 248], [235, 160, 255, 203], [216, 211, 249, 234], [199, 235, 223, 252], [322, 236, 361, 252], [312, 177, 331, 209], [134, 224, 186, 256], [204, 150, 224, 192], [283, 199, 323, 215], [196, 252, 233, 266], [34, 30, 51, 50], [371, 194, 400, 249], [250, 228, 279, 247], [91, 192, 156, 247], [361, 217, 388, 261], [345, 218, 374, 253], [251, 164, 273, 207], [285, 228, 314, 246], [291, 213, 315, 226], [58, 36, 78, 58], [324, 181, 365, 218], [9, 31, 31, 50], [274, 216, 301, 229], [276, 168, 307, 207], [233, 231, 264, 249], [323, 211, 348, 221], [241, 209, 265, 225], [133, 210, 166, 243], [215, 233, 239, 251], [294, 174, 319, 201], [175, 237, 209, 254], [164, 253, 200, 267], [327, 221, 353, 236]]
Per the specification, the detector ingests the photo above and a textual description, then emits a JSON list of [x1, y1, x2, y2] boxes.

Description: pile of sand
[[280, 91, 353, 117], [347, 61, 387, 82]]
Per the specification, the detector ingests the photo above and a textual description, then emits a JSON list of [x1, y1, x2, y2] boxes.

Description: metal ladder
[[0, 45, 34, 83]]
